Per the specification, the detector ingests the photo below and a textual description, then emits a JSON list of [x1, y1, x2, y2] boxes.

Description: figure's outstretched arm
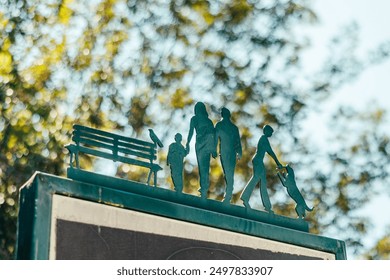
[[277, 172, 286, 186], [167, 153, 171, 166], [167, 144, 173, 166], [214, 124, 220, 157], [235, 127, 242, 160], [266, 141, 282, 168], [186, 118, 195, 154]]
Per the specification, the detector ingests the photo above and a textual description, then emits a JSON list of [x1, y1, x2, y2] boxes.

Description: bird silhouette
[[148, 129, 164, 148]]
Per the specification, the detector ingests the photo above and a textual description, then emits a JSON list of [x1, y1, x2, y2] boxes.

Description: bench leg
[[147, 170, 153, 186], [154, 171, 157, 187], [75, 152, 80, 169], [69, 152, 74, 168]]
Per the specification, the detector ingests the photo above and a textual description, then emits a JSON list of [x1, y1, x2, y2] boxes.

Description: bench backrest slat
[[77, 146, 153, 169], [117, 146, 156, 161], [117, 140, 156, 155], [74, 125, 155, 148], [71, 125, 157, 162], [74, 136, 114, 153], [75, 131, 156, 156], [74, 132, 115, 146]]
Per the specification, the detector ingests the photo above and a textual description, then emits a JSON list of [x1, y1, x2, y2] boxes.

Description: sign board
[[16, 172, 346, 260]]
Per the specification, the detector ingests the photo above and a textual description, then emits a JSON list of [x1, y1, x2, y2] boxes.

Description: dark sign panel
[[51, 195, 334, 260]]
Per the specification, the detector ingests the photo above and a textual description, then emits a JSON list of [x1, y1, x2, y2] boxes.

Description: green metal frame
[[16, 171, 347, 260]]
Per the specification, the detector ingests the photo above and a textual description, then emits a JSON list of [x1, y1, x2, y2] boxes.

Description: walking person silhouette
[[240, 125, 283, 212], [215, 108, 242, 204], [186, 102, 217, 198]]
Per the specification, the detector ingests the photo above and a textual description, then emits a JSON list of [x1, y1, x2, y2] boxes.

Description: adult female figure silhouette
[[186, 102, 216, 198]]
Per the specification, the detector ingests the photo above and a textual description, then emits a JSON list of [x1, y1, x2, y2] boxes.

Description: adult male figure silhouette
[[215, 108, 242, 203], [186, 102, 216, 198], [240, 125, 282, 212]]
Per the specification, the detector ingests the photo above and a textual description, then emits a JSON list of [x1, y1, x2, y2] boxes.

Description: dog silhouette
[[278, 165, 313, 219]]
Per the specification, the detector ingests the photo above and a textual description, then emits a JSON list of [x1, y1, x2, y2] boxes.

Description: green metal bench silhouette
[[66, 125, 162, 186]]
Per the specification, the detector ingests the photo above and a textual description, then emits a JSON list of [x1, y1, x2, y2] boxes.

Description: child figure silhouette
[[167, 133, 187, 193]]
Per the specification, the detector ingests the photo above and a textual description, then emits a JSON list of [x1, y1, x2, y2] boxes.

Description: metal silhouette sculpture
[[66, 104, 314, 221], [186, 102, 217, 199], [240, 125, 283, 212], [66, 125, 162, 186], [277, 165, 313, 219], [149, 128, 164, 148], [167, 133, 187, 193], [215, 107, 242, 204]]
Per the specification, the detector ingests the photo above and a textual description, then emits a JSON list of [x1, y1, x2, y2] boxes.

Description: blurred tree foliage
[[364, 229, 390, 260], [1, 0, 389, 259]]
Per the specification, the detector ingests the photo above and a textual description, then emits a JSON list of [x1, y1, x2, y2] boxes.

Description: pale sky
[[303, 0, 390, 259], [304, 0, 390, 107]]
